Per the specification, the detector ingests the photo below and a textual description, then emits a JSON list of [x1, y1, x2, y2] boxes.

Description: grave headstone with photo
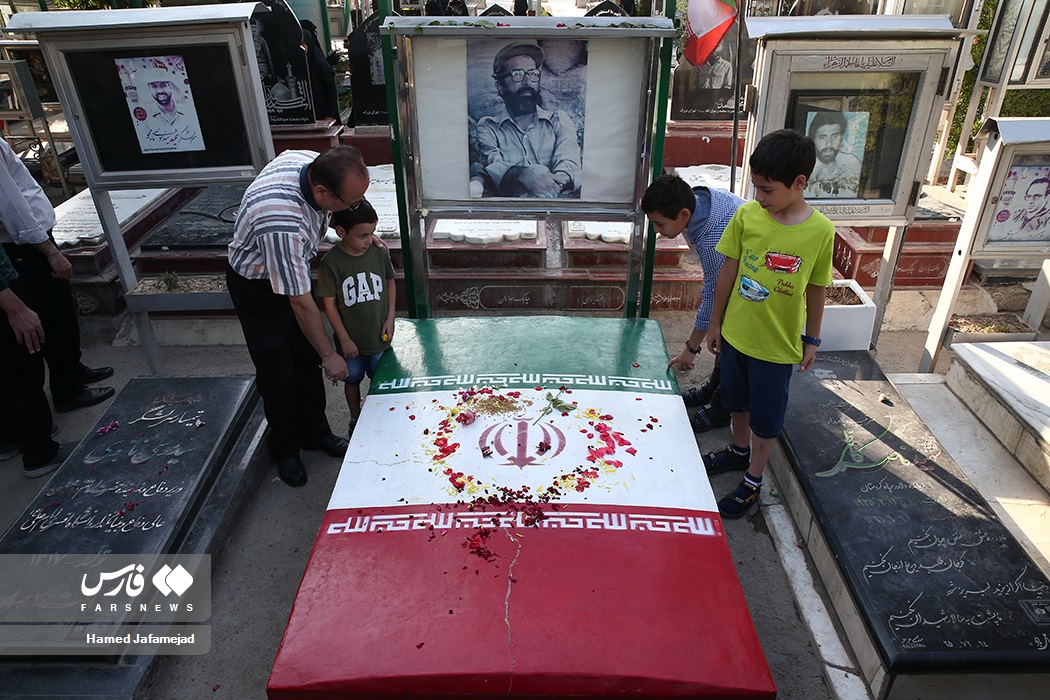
[[670, 16, 754, 122]]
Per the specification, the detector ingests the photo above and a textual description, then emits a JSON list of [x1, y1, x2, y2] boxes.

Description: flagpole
[[730, 1, 744, 197]]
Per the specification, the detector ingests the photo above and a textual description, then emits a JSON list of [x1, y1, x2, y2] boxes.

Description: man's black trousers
[[226, 264, 331, 459]]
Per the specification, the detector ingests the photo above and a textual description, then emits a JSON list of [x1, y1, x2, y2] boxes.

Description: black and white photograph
[[115, 55, 205, 155], [988, 156, 1050, 243], [467, 38, 586, 199]]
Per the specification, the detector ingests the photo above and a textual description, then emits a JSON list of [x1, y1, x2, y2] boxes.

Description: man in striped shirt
[[226, 145, 369, 487]]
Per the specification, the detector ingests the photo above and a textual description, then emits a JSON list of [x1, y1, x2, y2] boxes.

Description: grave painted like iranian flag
[[269, 317, 775, 699]]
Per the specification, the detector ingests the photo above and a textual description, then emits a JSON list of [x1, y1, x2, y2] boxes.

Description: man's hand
[[289, 292, 348, 381], [514, 165, 562, 198], [1, 288, 45, 353], [44, 247, 72, 280], [322, 352, 348, 381]]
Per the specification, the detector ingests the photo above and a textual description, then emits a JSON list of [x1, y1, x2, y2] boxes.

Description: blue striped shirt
[[227, 150, 327, 296], [688, 186, 745, 332]]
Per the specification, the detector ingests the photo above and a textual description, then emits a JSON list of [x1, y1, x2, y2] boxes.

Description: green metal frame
[[378, 0, 425, 319], [634, 0, 674, 319], [379, 12, 673, 321]]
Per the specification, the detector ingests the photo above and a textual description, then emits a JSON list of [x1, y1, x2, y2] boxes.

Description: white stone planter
[[820, 279, 876, 352]]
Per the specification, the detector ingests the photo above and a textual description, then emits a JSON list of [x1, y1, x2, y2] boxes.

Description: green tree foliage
[[948, 0, 1050, 159], [53, 0, 117, 8]]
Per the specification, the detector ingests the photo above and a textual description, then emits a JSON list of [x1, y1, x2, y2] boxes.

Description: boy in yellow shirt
[[703, 129, 835, 518]]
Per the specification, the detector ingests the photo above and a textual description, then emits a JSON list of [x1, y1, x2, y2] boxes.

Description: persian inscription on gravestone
[[783, 351, 1050, 669], [0, 377, 255, 556], [141, 185, 246, 250]]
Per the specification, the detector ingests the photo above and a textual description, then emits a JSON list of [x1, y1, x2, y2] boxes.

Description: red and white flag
[[683, 0, 738, 68]]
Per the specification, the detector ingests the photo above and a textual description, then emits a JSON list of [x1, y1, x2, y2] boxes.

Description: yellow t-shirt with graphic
[[715, 200, 835, 365]]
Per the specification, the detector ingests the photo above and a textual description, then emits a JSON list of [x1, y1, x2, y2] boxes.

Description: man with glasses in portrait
[[471, 42, 582, 198], [226, 145, 370, 487]]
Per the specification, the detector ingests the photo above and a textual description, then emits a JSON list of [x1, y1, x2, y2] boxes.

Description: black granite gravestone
[[139, 186, 246, 250], [584, 0, 627, 17], [782, 351, 1050, 674], [0, 377, 266, 700], [348, 12, 389, 127], [0, 376, 255, 556], [249, 0, 315, 124]]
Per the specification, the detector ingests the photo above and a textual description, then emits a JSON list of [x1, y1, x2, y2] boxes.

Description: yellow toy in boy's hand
[[381, 332, 390, 343]]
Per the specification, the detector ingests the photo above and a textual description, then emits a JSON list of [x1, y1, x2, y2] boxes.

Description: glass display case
[[742, 15, 963, 224]]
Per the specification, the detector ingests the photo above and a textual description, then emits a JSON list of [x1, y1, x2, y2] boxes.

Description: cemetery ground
[[0, 309, 983, 700]]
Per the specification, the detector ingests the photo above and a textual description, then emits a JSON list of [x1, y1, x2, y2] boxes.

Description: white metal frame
[[7, 5, 273, 189], [743, 15, 963, 227], [920, 117, 1050, 372]]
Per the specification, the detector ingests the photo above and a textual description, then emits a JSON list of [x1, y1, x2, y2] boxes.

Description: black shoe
[[703, 444, 751, 476], [24, 442, 75, 479], [689, 403, 731, 433], [0, 440, 17, 462], [79, 366, 114, 384], [277, 455, 308, 487], [684, 379, 718, 407], [54, 386, 115, 413], [303, 433, 349, 458]]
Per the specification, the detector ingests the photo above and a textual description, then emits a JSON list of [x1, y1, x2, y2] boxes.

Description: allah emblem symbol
[[479, 419, 566, 468]]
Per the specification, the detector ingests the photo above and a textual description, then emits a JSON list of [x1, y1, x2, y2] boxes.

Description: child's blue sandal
[[718, 477, 760, 519]]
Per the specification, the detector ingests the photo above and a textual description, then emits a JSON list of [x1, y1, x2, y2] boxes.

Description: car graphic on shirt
[[765, 251, 801, 274], [738, 276, 769, 302]]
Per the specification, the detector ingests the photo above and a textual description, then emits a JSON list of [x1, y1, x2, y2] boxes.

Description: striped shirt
[[687, 186, 745, 332], [227, 150, 328, 296]]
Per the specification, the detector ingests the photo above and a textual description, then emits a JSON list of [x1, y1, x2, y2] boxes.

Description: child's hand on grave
[[381, 320, 394, 344]]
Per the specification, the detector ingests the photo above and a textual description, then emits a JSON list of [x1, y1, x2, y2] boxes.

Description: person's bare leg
[[748, 435, 775, 480], [730, 410, 751, 451], [344, 382, 362, 419]]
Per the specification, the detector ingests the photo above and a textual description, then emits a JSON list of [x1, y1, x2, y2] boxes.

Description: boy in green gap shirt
[[316, 200, 396, 437], [703, 129, 835, 519]]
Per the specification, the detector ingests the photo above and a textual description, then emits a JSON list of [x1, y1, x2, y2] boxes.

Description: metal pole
[[636, 0, 675, 319], [379, 0, 425, 318], [730, 1, 745, 194]]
